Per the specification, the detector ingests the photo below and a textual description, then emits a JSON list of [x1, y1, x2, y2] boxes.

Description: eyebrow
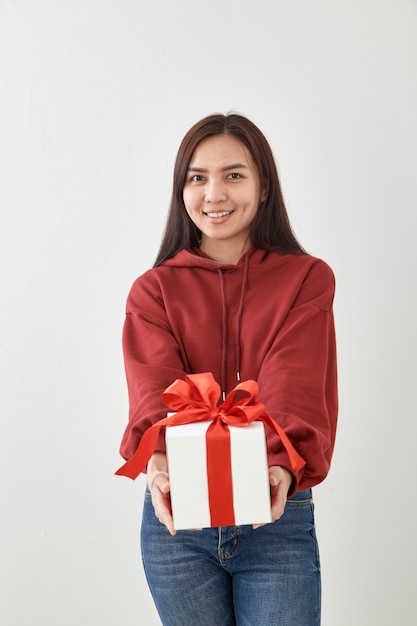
[[187, 163, 249, 173]]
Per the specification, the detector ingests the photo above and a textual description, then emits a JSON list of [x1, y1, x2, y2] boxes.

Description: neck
[[199, 237, 251, 265]]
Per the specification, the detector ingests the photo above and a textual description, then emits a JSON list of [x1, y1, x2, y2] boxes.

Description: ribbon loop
[[162, 374, 221, 413]]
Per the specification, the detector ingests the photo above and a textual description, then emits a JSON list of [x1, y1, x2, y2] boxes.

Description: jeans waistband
[[288, 489, 312, 502]]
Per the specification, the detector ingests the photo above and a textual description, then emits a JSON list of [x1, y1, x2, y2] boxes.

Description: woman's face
[[183, 134, 264, 258]]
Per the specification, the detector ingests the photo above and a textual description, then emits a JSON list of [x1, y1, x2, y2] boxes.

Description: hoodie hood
[[161, 246, 276, 271]]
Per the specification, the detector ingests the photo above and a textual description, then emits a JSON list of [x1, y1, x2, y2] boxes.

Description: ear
[[260, 182, 268, 202]]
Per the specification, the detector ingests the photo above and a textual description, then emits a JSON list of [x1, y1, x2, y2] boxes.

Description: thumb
[[269, 471, 278, 487], [150, 471, 170, 493], [155, 473, 170, 493], [160, 479, 170, 493]]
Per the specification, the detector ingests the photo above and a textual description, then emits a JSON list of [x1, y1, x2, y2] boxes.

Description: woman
[[118, 113, 338, 625]]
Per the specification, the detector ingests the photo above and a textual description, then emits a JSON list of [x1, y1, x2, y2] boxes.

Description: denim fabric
[[141, 489, 321, 626]]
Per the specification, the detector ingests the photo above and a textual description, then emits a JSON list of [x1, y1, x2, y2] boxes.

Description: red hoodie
[[119, 247, 338, 493]]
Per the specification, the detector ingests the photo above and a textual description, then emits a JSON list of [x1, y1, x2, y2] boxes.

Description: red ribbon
[[115, 372, 305, 526]]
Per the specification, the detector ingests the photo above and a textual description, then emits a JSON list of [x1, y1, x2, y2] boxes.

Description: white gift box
[[165, 420, 272, 530]]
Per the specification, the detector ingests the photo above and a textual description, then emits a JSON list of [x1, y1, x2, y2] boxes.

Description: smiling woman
[[153, 113, 306, 267], [118, 113, 338, 626], [183, 134, 264, 264]]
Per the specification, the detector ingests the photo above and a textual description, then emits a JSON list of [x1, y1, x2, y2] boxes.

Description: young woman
[[118, 113, 338, 625]]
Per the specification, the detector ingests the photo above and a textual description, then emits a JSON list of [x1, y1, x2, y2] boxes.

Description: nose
[[204, 179, 227, 203]]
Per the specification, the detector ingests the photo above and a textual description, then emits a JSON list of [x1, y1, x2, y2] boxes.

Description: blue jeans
[[141, 489, 321, 625]]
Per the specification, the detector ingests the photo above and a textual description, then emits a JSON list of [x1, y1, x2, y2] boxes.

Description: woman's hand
[[147, 452, 176, 536], [147, 455, 292, 534], [253, 465, 293, 529]]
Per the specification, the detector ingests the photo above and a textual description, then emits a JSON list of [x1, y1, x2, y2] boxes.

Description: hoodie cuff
[[153, 426, 167, 455], [141, 427, 167, 474]]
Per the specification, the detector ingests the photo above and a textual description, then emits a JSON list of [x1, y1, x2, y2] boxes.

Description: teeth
[[206, 211, 233, 218]]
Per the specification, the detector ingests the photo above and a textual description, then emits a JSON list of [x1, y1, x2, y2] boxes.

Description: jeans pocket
[[278, 489, 315, 533]]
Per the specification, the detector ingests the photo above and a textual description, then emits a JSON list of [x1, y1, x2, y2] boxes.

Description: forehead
[[189, 134, 255, 168]]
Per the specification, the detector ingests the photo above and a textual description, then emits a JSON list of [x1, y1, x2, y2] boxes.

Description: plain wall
[[1, 1, 416, 624]]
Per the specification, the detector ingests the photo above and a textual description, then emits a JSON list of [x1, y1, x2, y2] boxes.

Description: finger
[[270, 482, 287, 521], [149, 474, 176, 535], [153, 499, 176, 535], [149, 470, 170, 491], [269, 472, 278, 487], [156, 507, 176, 536]]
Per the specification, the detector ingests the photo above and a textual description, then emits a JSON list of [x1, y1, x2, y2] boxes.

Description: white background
[[1, 1, 416, 624]]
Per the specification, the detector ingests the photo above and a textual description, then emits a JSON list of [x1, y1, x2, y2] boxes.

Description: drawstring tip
[[222, 391, 226, 402], [236, 371, 241, 382]]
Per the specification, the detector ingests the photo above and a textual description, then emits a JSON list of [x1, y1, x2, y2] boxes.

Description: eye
[[228, 172, 242, 180], [190, 174, 204, 182]]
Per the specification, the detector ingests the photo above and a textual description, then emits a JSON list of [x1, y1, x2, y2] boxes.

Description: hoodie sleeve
[[119, 273, 186, 461], [257, 259, 338, 494]]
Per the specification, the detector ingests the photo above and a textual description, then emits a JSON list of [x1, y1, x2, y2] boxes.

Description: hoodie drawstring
[[235, 252, 249, 384], [218, 269, 228, 402], [217, 252, 250, 401]]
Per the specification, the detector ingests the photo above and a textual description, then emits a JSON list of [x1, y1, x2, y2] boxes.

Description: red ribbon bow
[[115, 372, 305, 526]]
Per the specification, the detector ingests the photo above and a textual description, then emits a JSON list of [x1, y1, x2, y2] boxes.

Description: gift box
[[115, 372, 306, 530], [166, 419, 272, 530]]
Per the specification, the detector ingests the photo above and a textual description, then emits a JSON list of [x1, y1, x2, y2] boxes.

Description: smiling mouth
[[205, 210, 234, 218]]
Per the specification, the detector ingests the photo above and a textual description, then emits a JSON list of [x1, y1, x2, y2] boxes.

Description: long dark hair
[[154, 113, 305, 266]]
